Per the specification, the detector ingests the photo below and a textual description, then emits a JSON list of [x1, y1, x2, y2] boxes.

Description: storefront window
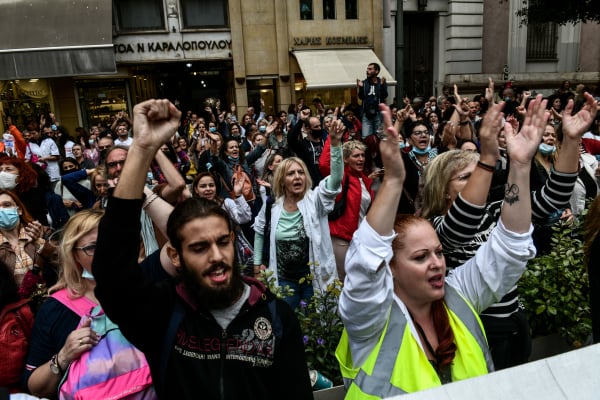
[[0, 80, 51, 131], [114, 0, 165, 32], [77, 80, 130, 130], [293, 74, 354, 114], [181, 0, 228, 28], [300, 0, 313, 20]]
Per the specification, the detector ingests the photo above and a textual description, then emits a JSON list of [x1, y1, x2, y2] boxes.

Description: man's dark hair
[[167, 197, 233, 253], [369, 62, 381, 72]]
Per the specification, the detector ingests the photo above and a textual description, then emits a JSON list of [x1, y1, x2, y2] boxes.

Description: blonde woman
[[23, 210, 156, 399], [253, 118, 345, 309]]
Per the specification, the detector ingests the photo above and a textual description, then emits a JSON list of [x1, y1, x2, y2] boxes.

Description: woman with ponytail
[[335, 101, 540, 398]]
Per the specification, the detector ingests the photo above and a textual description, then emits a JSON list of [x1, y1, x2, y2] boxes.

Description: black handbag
[[328, 176, 350, 221]]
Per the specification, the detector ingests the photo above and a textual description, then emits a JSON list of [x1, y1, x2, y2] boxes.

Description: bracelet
[[142, 193, 159, 209], [477, 160, 496, 172]]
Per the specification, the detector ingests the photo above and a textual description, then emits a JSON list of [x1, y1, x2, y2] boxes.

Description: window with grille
[[526, 22, 558, 61]]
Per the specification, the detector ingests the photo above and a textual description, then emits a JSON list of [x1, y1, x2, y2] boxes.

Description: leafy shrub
[[518, 215, 592, 347], [296, 277, 344, 385], [257, 271, 344, 385]]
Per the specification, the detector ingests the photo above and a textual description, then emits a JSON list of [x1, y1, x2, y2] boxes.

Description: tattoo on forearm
[[504, 183, 520, 205]]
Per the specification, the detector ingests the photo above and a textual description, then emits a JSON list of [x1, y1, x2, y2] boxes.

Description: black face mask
[[100, 149, 109, 159], [311, 129, 323, 138]]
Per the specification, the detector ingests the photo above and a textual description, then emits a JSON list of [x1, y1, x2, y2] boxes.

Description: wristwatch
[[50, 353, 63, 375]]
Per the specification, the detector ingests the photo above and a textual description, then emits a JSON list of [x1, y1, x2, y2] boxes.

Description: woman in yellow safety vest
[[336, 98, 548, 398]]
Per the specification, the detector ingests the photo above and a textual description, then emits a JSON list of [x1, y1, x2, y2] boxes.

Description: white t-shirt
[[40, 137, 60, 182]]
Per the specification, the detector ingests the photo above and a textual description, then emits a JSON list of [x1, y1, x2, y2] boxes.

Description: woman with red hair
[[336, 102, 539, 397], [0, 157, 48, 225]]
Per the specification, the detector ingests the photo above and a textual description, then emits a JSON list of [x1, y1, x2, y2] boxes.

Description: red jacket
[[583, 138, 600, 156], [319, 136, 374, 241]]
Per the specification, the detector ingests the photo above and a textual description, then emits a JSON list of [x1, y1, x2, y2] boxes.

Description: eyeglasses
[[450, 173, 471, 182], [106, 160, 126, 168], [75, 243, 96, 256], [412, 130, 429, 137]]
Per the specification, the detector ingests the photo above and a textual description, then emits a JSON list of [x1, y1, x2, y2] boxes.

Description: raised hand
[[562, 92, 598, 141], [233, 174, 244, 197], [329, 108, 345, 147], [378, 104, 405, 183], [505, 94, 548, 167], [478, 102, 504, 161], [485, 77, 495, 104], [299, 108, 311, 122], [266, 122, 277, 136], [132, 99, 181, 151]]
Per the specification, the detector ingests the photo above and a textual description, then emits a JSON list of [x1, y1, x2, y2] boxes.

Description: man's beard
[[179, 260, 245, 310]]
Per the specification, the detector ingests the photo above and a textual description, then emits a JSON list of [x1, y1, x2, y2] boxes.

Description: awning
[[0, 0, 116, 80], [292, 49, 396, 90]]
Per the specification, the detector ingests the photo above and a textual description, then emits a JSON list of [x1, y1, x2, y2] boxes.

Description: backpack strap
[[50, 289, 96, 317], [262, 196, 275, 265], [267, 299, 283, 340], [159, 297, 185, 395]]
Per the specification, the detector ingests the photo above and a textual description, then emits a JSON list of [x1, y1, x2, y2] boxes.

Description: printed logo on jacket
[[174, 317, 275, 367]]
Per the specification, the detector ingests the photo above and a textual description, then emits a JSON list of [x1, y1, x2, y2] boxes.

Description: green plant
[[257, 270, 344, 385], [518, 215, 592, 347], [296, 277, 344, 385]]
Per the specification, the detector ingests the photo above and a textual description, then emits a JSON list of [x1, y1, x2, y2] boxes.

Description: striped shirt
[[432, 168, 578, 318]]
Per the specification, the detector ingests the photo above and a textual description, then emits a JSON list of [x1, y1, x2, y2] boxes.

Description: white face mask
[[0, 172, 18, 190], [81, 268, 95, 280]]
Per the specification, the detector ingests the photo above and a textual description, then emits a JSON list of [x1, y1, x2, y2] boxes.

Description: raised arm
[[502, 95, 548, 233], [153, 148, 186, 203], [554, 92, 598, 174], [366, 104, 406, 235], [114, 100, 181, 199]]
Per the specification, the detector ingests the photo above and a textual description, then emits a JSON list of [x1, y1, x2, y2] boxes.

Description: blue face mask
[[399, 142, 406, 150], [259, 126, 267, 133], [209, 127, 217, 133], [0, 207, 19, 230], [538, 143, 556, 156], [81, 269, 95, 280], [504, 97, 511, 102], [227, 155, 239, 162], [411, 145, 431, 156]]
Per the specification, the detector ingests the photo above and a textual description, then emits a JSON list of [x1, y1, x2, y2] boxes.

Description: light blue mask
[[209, 127, 217, 133], [399, 142, 406, 150], [411, 145, 431, 156], [0, 207, 19, 230], [538, 143, 556, 156], [259, 126, 267, 133], [81, 269, 95, 280]]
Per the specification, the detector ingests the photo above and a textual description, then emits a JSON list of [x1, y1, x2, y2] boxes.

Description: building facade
[[385, 0, 600, 98], [0, 0, 597, 134]]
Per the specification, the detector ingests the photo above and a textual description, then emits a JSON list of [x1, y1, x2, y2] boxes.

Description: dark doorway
[[403, 13, 434, 98], [129, 61, 233, 113]]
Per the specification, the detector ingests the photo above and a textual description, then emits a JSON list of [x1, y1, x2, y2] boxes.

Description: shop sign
[[292, 36, 369, 46], [113, 32, 232, 63]]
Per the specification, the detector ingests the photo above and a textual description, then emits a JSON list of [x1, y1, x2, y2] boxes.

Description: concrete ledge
[[391, 343, 600, 400]]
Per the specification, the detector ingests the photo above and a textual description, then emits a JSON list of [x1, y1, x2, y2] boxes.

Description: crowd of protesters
[[0, 66, 599, 399]]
